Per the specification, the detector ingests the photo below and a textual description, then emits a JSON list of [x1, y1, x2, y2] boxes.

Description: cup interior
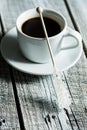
[[16, 8, 66, 38]]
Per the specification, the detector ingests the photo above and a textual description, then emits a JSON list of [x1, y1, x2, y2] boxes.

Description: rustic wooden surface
[[0, 0, 87, 130], [65, 0, 87, 54], [0, 19, 20, 129]]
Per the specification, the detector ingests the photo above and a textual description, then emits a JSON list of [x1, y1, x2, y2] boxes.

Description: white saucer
[[0, 27, 82, 75]]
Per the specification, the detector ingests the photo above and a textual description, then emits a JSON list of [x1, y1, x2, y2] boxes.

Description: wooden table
[[0, 0, 87, 129]]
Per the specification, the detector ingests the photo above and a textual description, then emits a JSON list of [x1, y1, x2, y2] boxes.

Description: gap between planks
[[64, 0, 87, 57]]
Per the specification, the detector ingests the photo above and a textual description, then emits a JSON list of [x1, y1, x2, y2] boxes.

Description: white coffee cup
[[16, 8, 81, 63]]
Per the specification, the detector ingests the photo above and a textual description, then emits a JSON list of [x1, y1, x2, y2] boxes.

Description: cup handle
[[60, 27, 82, 50]]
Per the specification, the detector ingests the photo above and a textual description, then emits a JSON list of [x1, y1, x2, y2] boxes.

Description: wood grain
[[0, 49, 20, 129], [0, 12, 21, 130], [0, 0, 87, 130], [65, 0, 87, 55], [64, 52, 87, 130]]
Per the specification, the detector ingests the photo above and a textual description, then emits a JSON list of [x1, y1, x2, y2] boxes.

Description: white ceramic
[[0, 27, 82, 75], [16, 8, 81, 63]]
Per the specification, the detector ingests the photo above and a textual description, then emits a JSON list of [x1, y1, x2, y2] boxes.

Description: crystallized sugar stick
[[37, 7, 71, 110]]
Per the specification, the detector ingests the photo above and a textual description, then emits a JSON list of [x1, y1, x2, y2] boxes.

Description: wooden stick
[[37, 7, 57, 75], [37, 7, 58, 76]]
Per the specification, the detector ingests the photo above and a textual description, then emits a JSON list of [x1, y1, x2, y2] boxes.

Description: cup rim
[[16, 8, 67, 40]]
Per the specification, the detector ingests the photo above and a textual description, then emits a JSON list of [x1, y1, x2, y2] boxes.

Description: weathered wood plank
[[64, 0, 87, 55], [13, 73, 63, 130], [63, 0, 87, 129], [0, 0, 87, 130], [0, 40, 20, 129], [0, 17, 20, 129], [64, 52, 87, 130]]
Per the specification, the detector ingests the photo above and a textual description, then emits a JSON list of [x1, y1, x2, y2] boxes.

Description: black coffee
[[22, 17, 61, 38]]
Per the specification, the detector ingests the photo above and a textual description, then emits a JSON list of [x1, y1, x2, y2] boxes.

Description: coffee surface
[[22, 17, 61, 38]]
